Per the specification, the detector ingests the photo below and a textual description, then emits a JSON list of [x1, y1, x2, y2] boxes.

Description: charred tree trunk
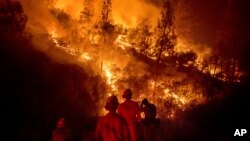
[[153, 27, 166, 95]]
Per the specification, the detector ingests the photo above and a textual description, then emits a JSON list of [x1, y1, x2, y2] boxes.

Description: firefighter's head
[[122, 88, 132, 99], [56, 117, 66, 128], [105, 95, 119, 111], [142, 98, 149, 105]]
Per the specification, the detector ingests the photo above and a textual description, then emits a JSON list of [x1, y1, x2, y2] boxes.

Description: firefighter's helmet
[[122, 88, 132, 99], [105, 95, 119, 111], [56, 117, 66, 128]]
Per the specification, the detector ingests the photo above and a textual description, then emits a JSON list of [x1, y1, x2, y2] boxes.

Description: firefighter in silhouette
[[96, 95, 131, 141], [118, 89, 141, 141], [52, 117, 72, 141], [139, 98, 160, 141]]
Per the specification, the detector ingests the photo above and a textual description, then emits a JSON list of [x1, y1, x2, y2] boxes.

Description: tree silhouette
[[154, 0, 177, 61], [79, 2, 93, 36], [153, 0, 177, 93], [128, 18, 153, 55], [98, 0, 114, 39]]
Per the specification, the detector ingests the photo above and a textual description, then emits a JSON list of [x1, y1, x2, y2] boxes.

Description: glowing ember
[[103, 64, 118, 92], [115, 34, 132, 50], [81, 53, 92, 61], [50, 30, 60, 46], [104, 66, 112, 85]]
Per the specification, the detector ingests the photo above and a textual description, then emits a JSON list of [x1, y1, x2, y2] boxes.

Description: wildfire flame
[[47, 28, 207, 118], [103, 65, 115, 90], [80, 53, 92, 61], [20, 0, 244, 118], [114, 34, 132, 50], [50, 30, 60, 46]]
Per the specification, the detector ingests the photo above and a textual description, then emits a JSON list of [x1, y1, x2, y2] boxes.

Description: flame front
[[20, 0, 244, 119], [45, 2, 215, 118]]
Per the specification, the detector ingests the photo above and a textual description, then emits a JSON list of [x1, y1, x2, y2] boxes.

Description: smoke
[[19, 0, 208, 78], [20, 0, 161, 28], [20, 0, 203, 43], [18, 0, 162, 81], [175, 39, 212, 63], [53, 0, 83, 18], [19, 0, 160, 47], [112, 0, 160, 27], [19, 0, 62, 50], [18, 0, 214, 79]]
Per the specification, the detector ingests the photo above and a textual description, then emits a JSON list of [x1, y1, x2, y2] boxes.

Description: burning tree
[[79, 1, 93, 36], [152, 0, 177, 94], [127, 18, 153, 55], [154, 0, 177, 60], [96, 0, 115, 45]]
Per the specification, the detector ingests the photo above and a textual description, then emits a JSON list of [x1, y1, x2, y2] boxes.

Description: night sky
[[176, 0, 249, 45]]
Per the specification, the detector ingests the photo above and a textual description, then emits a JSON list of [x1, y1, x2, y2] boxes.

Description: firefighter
[[118, 89, 141, 141], [52, 117, 72, 141], [139, 98, 161, 141], [96, 95, 130, 141], [140, 99, 158, 123]]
